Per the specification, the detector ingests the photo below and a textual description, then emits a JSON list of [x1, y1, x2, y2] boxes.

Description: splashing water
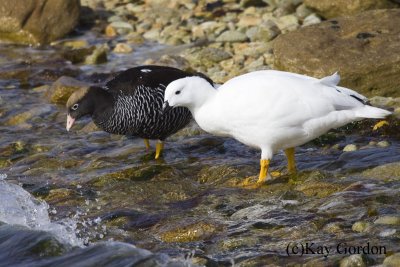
[[0, 180, 83, 247]]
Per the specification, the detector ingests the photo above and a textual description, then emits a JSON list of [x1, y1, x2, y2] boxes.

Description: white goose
[[163, 70, 391, 186]]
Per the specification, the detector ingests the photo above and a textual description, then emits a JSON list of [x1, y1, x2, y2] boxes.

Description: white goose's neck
[[188, 82, 217, 115]]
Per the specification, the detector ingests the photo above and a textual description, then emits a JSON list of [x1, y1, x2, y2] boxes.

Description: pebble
[[303, 13, 322, 27], [340, 254, 367, 267], [216, 30, 248, 43], [343, 144, 358, 152], [113, 43, 133, 53], [377, 140, 390, 148], [352, 221, 371, 233], [374, 216, 400, 225]]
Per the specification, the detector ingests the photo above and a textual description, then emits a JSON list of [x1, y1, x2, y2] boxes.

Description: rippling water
[[0, 38, 399, 266]]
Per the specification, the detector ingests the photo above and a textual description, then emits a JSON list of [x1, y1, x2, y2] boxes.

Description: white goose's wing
[[215, 70, 367, 128]]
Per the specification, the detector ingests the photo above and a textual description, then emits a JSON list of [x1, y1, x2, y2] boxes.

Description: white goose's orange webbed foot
[[239, 159, 270, 189], [284, 147, 297, 174], [372, 120, 389, 131]]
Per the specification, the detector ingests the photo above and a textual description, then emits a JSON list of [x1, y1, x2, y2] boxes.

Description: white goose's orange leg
[[257, 159, 270, 184], [284, 147, 297, 174]]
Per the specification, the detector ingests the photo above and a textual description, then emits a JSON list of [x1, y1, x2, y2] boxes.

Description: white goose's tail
[[355, 105, 392, 119]]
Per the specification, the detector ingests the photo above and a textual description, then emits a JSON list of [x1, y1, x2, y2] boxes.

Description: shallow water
[[0, 38, 399, 266]]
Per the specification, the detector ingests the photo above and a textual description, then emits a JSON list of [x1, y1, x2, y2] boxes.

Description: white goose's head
[[163, 76, 215, 112]]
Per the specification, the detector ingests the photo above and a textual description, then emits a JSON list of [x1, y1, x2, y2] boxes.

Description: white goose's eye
[[175, 90, 181, 95], [71, 104, 79, 111]]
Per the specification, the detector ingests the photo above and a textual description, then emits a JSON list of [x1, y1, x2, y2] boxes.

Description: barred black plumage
[[89, 66, 212, 141]]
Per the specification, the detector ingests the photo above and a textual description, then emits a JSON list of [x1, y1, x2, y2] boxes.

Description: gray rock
[[246, 21, 280, 42], [216, 30, 248, 43], [273, 9, 400, 97], [304, 0, 397, 19], [0, 0, 80, 45]]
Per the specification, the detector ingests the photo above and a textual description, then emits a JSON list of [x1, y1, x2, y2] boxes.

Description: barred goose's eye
[[175, 90, 181, 95], [72, 104, 79, 111]]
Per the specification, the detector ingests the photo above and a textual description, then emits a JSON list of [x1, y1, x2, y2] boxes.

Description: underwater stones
[[46, 76, 91, 105], [383, 253, 400, 267], [339, 254, 369, 267], [362, 162, 400, 180], [295, 182, 343, 198], [352, 221, 372, 233], [374, 216, 400, 225], [0, 0, 80, 45], [158, 220, 222, 242], [343, 144, 358, 152], [113, 43, 133, 54], [273, 9, 400, 97]]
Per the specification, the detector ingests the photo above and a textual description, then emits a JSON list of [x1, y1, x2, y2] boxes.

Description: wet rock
[[5, 105, 53, 126], [273, 9, 400, 97], [107, 21, 134, 35], [113, 43, 133, 54], [374, 216, 400, 225], [362, 162, 400, 180], [43, 188, 74, 203], [84, 44, 109, 65], [352, 221, 372, 233], [384, 253, 400, 267], [46, 76, 92, 105], [91, 165, 172, 187], [304, 0, 397, 19], [61, 46, 96, 64], [377, 140, 390, 148], [340, 254, 368, 267], [158, 220, 222, 242], [197, 165, 240, 185], [295, 182, 342, 198], [216, 30, 248, 43], [343, 144, 358, 152], [0, 0, 80, 45]]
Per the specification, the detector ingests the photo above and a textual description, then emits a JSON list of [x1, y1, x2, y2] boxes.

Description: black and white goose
[[66, 65, 213, 159]]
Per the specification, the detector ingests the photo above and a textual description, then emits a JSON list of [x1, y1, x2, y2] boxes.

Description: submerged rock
[[157, 220, 223, 242], [0, 0, 80, 45], [273, 9, 400, 97], [384, 253, 400, 267]]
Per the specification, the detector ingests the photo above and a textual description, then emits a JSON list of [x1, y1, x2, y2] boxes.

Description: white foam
[[0, 180, 83, 247]]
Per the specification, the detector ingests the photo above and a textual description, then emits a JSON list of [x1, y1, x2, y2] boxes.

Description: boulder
[[0, 0, 80, 45], [273, 9, 400, 97], [304, 0, 397, 19], [46, 76, 91, 105]]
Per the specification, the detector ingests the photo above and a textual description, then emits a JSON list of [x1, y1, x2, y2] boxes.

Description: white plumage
[[164, 70, 391, 185]]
